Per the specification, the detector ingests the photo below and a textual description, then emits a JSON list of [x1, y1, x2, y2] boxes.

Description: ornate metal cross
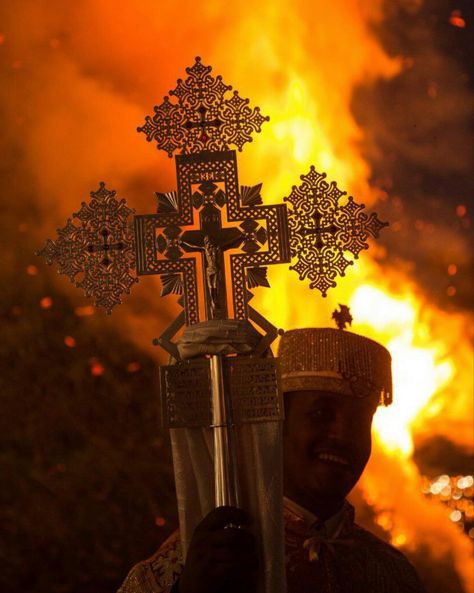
[[37, 182, 136, 314], [285, 167, 388, 296], [38, 58, 387, 334]]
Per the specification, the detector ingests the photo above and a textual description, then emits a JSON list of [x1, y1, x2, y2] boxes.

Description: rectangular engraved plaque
[[160, 359, 212, 428], [161, 357, 283, 428], [228, 357, 284, 423]]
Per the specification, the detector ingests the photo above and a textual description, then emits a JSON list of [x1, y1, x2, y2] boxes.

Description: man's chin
[[308, 460, 355, 497]]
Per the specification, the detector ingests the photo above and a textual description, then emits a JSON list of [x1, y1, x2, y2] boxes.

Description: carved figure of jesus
[[203, 235, 221, 315]]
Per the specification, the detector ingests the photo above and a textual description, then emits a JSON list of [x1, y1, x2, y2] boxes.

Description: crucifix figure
[[202, 235, 221, 314], [182, 234, 228, 317], [37, 57, 388, 593], [178, 181, 245, 319]]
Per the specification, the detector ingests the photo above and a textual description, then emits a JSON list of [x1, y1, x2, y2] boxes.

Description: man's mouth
[[315, 452, 350, 466]]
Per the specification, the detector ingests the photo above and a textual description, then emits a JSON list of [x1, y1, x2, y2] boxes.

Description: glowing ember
[[26, 265, 38, 275], [427, 83, 438, 99], [155, 516, 166, 527], [74, 305, 95, 317], [48, 463, 66, 474], [40, 296, 53, 309], [449, 10, 466, 28], [447, 264, 457, 276], [126, 361, 141, 373], [89, 358, 104, 376], [64, 336, 76, 348]]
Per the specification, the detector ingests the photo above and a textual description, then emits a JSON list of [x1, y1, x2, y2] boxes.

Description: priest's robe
[[118, 500, 426, 593]]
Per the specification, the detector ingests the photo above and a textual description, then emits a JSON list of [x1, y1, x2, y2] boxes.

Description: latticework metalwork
[[138, 57, 269, 157], [285, 167, 388, 297], [134, 151, 290, 339], [37, 57, 389, 360], [37, 183, 137, 314], [161, 357, 283, 428]]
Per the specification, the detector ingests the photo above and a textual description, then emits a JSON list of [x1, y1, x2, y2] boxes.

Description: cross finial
[[137, 57, 269, 157], [332, 304, 353, 330], [38, 59, 389, 327], [285, 168, 388, 296], [36, 182, 136, 314]]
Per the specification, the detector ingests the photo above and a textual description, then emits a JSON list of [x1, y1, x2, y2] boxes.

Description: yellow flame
[[350, 285, 455, 456]]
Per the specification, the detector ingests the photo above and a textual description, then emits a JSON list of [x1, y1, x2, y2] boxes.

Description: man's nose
[[326, 411, 349, 440]]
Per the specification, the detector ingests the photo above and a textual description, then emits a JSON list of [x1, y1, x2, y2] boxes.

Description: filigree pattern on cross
[[138, 57, 269, 157], [285, 167, 388, 297], [37, 183, 137, 314], [134, 151, 290, 335], [36, 56, 390, 350]]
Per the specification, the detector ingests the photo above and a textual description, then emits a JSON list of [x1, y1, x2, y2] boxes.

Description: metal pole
[[210, 355, 241, 508]]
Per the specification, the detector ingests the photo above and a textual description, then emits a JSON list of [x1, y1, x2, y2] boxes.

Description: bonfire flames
[[3, 0, 473, 591]]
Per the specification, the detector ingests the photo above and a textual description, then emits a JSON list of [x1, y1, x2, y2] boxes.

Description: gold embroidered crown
[[277, 328, 392, 406]]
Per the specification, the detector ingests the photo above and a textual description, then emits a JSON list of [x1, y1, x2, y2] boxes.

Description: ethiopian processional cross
[[38, 57, 387, 541]]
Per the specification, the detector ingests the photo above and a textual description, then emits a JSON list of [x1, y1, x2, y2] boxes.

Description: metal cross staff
[[38, 56, 387, 511]]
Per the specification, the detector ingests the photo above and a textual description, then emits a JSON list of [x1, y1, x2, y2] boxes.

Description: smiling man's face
[[283, 390, 375, 519]]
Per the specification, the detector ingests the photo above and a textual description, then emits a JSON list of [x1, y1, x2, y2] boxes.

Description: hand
[[177, 319, 262, 359], [177, 506, 259, 593]]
